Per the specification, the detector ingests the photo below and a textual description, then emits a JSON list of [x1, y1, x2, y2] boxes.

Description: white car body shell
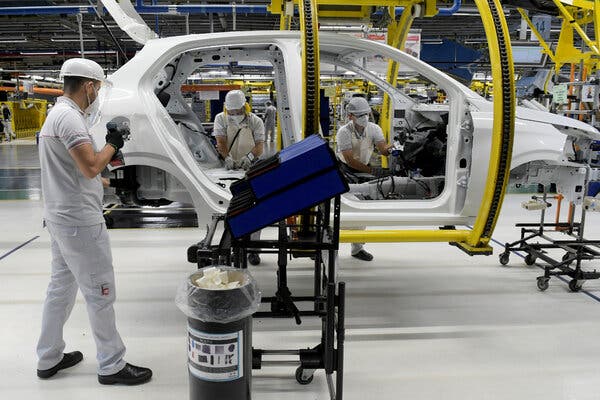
[[91, 31, 600, 228]]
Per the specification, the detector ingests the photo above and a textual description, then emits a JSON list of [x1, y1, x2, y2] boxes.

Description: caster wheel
[[248, 253, 261, 266], [295, 367, 314, 385], [568, 279, 583, 292], [537, 277, 550, 291], [524, 254, 536, 266], [499, 253, 510, 266]]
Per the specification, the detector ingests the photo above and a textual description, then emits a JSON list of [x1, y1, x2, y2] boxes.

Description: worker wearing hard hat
[[213, 90, 265, 171], [337, 96, 393, 262], [36, 58, 152, 385], [213, 90, 265, 265]]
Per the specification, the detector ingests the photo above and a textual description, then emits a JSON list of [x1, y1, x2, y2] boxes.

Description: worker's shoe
[[98, 363, 152, 385], [37, 351, 84, 379], [248, 253, 261, 266], [351, 250, 373, 262]]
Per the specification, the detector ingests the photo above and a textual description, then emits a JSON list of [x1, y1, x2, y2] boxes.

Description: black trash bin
[[176, 267, 261, 400]]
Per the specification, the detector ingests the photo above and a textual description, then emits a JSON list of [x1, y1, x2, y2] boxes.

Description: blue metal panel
[[250, 135, 335, 200], [227, 168, 347, 238], [420, 39, 482, 82]]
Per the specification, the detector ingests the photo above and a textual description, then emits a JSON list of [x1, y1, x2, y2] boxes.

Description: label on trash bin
[[187, 326, 243, 382]]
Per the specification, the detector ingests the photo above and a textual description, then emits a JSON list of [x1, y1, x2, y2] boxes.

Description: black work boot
[[98, 363, 152, 385], [351, 250, 374, 262], [37, 351, 84, 379]]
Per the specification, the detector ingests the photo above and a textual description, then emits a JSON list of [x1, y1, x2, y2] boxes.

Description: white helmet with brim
[[59, 58, 105, 82]]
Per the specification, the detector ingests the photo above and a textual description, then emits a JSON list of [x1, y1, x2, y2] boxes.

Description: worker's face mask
[[353, 114, 369, 128], [227, 114, 246, 126], [85, 82, 102, 127]]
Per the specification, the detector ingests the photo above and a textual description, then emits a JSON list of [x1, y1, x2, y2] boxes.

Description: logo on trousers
[[101, 284, 110, 296]]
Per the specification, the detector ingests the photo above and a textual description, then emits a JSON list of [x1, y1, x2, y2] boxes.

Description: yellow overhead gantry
[[268, 0, 515, 255], [518, 0, 600, 76]]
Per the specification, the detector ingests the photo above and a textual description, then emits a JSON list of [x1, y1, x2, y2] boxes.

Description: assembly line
[[2, 1, 600, 399]]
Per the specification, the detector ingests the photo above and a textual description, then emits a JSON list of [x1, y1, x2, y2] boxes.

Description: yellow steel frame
[[517, 8, 558, 67], [520, 1, 600, 74], [299, 0, 321, 137], [380, 5, 417, 168]]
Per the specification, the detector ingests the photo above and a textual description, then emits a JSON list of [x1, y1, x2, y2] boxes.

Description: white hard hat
[[59, 58, 105, 82], [225, 90, 246, 110], [346, 97, 371, 115]]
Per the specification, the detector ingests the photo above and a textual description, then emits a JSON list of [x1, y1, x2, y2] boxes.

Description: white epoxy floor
[[2, 194, 600, 399]]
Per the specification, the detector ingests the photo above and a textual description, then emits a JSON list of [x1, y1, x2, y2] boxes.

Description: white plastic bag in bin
[[176, 266, 261, 324]]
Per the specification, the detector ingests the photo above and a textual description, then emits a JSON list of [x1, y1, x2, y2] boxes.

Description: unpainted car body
[[91, 31, 600, 228]]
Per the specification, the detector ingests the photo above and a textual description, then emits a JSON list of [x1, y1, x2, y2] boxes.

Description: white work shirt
[[213, 112, 265, 142], [213, 111, 265, 161], [39, 96, 104, 226], [336, 121, 385, 165]]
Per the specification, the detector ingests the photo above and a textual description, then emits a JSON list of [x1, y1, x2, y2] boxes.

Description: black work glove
[[105, 127, 125, 152]]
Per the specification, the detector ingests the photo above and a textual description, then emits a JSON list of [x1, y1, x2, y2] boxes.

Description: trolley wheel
[[524, 254, 536, 266], [536, 277, 550, 291], [248, 253, 261, 266], [568, 279, 583, 292], [499, 252, 510, 266], [295, 367, 314, 385]]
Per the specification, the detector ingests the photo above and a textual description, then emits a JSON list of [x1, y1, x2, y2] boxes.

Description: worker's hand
[[240, 152, 256, 170], [105, 129, 125, 152], [224, 155, 236, 170]]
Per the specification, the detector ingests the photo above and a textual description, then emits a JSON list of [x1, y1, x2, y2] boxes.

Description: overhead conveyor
[[268, 0, 516, 255]]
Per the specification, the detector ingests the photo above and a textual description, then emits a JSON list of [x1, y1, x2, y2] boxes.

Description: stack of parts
[[194, 267, 242, 290], [225, 134, 349, 238]]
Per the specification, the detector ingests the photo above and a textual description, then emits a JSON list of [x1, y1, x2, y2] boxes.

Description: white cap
[[346, 97, 371, 115], [225, 90, 246, 110], [59, 58, 105, 82]]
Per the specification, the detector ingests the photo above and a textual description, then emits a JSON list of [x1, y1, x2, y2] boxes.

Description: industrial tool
[[106, 116, 131, 167]]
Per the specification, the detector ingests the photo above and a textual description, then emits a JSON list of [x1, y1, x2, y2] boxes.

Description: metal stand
[[188, 196, 345, 400], [499, 189, 600, 292]]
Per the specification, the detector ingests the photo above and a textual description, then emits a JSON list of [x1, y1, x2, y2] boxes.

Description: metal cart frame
[[188, 196, 345, 400], [499, 190, 600, 292]]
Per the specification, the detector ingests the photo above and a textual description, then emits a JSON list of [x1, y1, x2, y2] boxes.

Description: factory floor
[[3, 143, 600, 399]]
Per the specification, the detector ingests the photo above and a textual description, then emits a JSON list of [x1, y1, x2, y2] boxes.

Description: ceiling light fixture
[[51, 37, 97, 42], [20, 51, 59, 56], [91, 23, 119, 29], [0, 36, 27, 43]]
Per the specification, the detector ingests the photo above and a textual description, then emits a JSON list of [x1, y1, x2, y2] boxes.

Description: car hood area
[[515, 105, 600, 140]]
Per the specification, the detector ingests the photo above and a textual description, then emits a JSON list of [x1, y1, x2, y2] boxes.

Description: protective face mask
[[85, 85, 101, 127], [228, 115, 245, 125], [354, 115, 369, 128]]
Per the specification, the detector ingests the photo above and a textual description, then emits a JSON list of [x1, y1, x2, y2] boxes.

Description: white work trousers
[[350, 227, 366, 255], [37, 221, 126, 375], [4, 119, 13, 141]]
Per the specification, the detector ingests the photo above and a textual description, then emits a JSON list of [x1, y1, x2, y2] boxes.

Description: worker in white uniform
[[336, 96, 393, 262], [1, 103, 14, 141], [214, 90, 265, 171], [214, 89, 265, 265], [36, 58, 152, 385], [263, 100, 277, 143]]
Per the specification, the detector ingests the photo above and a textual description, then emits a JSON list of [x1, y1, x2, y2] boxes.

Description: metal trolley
[[499, 190, 600, 292], [188, 195, 345, 400]]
